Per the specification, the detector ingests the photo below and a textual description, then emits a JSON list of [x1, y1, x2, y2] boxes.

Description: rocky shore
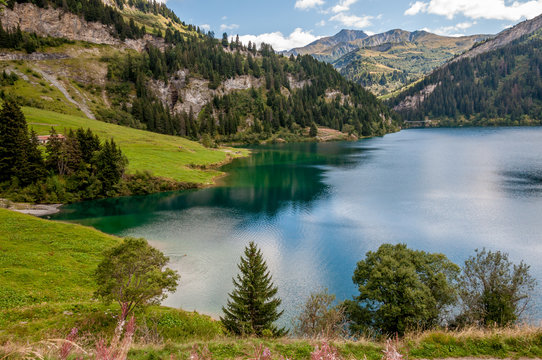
[[0, 199, 62, 217]]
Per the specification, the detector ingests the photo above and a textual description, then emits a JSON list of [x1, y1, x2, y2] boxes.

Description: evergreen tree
[[0, 99, 27, 183], [0, 99, 44, 185], [45, 127, 64, 173], [221, 241, 286, 337], [94, 139, 128, 194], [24, 129, 46, 183], [309, 122, 318, 137]]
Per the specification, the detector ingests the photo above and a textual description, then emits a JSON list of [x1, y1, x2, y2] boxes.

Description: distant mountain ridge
[[450, 12, 542, 62], [390, 13, 542, 126], [284, 28, 490, 95]]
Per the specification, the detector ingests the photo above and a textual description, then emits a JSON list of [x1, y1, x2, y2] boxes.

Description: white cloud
[[423, 21, 476, 36], [404, 1, 428, 15], [405, 0, 542, 21], [238, 28, 323, 51], [221, 16, 228, 20], [200, 24, 211, 31], [329, 12, 372, 28], [316, 20, 327, 26], [331, 0, 358, 13], [295, 0, 325, 10], [220, 24, 240, 31]]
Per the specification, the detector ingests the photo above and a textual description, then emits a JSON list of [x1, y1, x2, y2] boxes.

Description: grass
[[0, 63, 85, 117], [0, 208, 120, 310], [23, 107, 248, 184], [1, 210, 542, 358], [0, 209, 223, 344], [405, 327, 542, 358]]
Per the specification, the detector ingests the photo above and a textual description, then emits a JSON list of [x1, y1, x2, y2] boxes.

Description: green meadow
[[23, 107, 248, 184]]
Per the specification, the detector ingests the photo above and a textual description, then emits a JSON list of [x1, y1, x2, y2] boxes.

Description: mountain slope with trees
[[390, 17, 542, 126], [0, 0, 399, 148], [284, 29, 488, 95]]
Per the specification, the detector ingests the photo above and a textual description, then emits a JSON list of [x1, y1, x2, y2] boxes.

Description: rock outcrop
[[1, 3, 120, 45], [149, 71, 264, 116], [393, 83, 438, 112], [0, 3, 165, 51]]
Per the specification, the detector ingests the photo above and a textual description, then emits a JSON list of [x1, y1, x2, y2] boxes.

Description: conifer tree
[[0, 99, 44, 185], [309, 122, 318, 137], [45, 127, 63, 173], [95, 139, 127, 194], [0, 99, 27, 183], [221, 241, 286, 337]]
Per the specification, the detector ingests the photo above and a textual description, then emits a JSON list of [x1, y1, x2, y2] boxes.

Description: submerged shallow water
[[51, 127, 542, 323]]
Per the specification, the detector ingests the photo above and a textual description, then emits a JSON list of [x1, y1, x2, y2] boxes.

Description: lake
[[50, 127, 542, 324]]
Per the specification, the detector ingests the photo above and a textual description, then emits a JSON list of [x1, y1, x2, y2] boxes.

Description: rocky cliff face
[[393, 83, 438, 112], [0, 3, 164, 51], [149, 71, 265, 116], [1, 3, 120, 45]]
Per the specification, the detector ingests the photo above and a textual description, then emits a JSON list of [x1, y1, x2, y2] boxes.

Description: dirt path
[[33, 66, 96, 120]]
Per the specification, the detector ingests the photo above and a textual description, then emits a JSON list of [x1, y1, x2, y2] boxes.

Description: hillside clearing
[[23, 107, 248, 184]]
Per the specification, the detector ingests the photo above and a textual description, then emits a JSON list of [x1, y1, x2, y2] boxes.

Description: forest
[[103, 34, 398, 142], [390, 31, 542, 126]]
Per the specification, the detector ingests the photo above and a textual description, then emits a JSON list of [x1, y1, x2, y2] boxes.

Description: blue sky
[[166, 0, 542, 50]]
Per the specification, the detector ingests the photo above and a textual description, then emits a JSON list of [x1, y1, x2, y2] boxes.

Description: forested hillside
[[285, 29, 488, 96], [0, 0, 399, 145], [390, 29, 542, 126]]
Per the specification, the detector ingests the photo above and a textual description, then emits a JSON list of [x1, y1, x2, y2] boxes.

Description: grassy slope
[[0, 208, 120, 308], [24, 107, 247, 184], [0, 209, 222, 343], [2, 210, 542, 359], [334, 34, 483, 95], [1, 42, 248, 185]]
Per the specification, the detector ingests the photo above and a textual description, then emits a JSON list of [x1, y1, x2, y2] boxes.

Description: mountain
[[286, 28, 489, 95], [0, 0, 398, 151], [283, 29, 368, 62], [390, 13, 542, 126]]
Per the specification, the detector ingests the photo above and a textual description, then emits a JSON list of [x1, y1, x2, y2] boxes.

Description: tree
[[344, 243, 459, 336], [293, 289, 346, 339], [94, 237, 179, 317], [456, 248, 536, 327], [94, 139, 128, 194], [309, 122, 318, 137], [45, 127, 63, 173], [221, 241, 286, 336], [0, 99, 44, 185]]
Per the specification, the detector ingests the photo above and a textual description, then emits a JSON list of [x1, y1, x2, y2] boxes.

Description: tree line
[[102, 34, 399, 143], [0, 100, 187, 204], [96, 236, 536, 340], [0, 20, 72, 53], [9, 0, 144, 40], [391, 31, 542, 126]]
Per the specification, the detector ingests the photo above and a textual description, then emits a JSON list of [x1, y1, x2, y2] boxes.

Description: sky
[[165, 0, 542, 51]]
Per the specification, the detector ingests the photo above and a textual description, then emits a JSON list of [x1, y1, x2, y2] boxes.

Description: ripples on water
[[51, 127, 542, 324]]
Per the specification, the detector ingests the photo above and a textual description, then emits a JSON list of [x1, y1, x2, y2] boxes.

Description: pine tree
[[221, 242, 286, 337], [45, 127, 64, 174], [0, 99, 44, 185], [94, 139, 127, 194], [0, 99, 27, 183], [309, 122, 318, 137]]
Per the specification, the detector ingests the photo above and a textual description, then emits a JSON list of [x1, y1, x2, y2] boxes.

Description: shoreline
[[0, 199, 62, 216]]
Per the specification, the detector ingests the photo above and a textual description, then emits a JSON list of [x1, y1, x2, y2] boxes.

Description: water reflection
[[52, 142, 375, 229], [500, 170, 542, 196], [50, 128, 542, 324]]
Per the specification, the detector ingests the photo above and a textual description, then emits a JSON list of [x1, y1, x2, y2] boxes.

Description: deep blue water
[[52, 128, 542, 324]]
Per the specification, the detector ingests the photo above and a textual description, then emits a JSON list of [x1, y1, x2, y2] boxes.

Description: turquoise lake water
[[51, 127, 542, 323]]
